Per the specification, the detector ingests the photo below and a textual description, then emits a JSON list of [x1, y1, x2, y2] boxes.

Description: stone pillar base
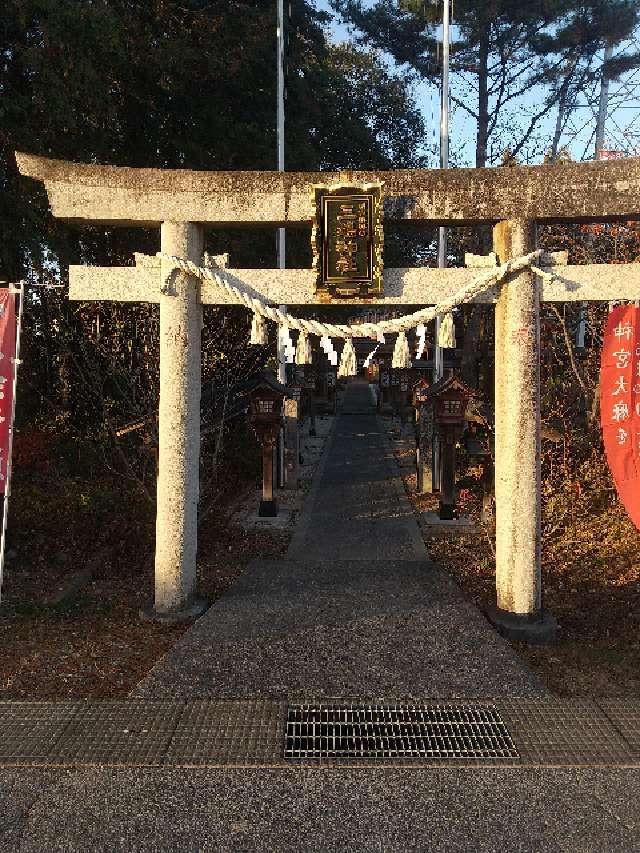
[[416, 469, 433, 494], [139, 597, 208, 625], [258, 498, 278, 517], [439, 502, 455, 520], [486, 605, 557, 645]]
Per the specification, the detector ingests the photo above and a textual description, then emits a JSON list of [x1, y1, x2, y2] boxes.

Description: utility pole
[[595, 42, 614, 158], [433, 0, 450, 490], [276, 0, 287, 385], [276, 0, 287, 487], [435, 0, 450, 369], [576, 42, 615, 348]]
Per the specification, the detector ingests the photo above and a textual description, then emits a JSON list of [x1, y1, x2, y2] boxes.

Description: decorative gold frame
[[311, 182, 384, 300]]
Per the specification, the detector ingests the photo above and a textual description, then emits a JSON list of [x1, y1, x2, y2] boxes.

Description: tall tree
[[0, 0, 429, 486], [332, 0, 640, 167]]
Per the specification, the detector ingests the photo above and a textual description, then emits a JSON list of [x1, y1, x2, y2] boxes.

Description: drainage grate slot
[[284, 703, 519, 759]]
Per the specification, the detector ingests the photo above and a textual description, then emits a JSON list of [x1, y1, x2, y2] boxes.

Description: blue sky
[[313, 0, 640, 166]]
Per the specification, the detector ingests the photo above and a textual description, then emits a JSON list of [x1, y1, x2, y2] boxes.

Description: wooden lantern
[[248, 372, 286, 517]]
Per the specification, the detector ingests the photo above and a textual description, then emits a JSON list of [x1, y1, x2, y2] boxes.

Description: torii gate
[[16, 152, 640, 640]]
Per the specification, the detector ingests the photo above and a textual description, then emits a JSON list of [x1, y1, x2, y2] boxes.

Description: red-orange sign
[[0, 291, 16, 493], [600, 305, 640, 530], [0, 291, 16, 495]]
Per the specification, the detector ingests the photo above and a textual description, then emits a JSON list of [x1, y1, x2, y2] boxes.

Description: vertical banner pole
[[276, 0, 287, 365], [0, 282, 25, 604], [433, 0, 450, 492], [276, 0, 287, 488]]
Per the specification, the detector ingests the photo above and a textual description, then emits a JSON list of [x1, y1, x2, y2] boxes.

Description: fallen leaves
[[0, 469, 289, 700], [390, 433, 640, 697]]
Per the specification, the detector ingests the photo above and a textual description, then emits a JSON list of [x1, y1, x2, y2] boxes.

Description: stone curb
[[286, 412, 339, 558], [375, 413, 429, 561]]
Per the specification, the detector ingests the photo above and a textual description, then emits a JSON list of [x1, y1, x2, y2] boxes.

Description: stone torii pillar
[[146, 222, 207, 621], [489, 219, 555, 642]]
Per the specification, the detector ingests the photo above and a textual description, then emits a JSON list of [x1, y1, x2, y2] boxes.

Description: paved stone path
[[134, 377, 542, 698], [287, 383, 425, 562], [2, 378, 640, 851]]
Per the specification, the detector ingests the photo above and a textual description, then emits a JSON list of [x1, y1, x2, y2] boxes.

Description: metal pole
[[276, 0, 287, 378], [276, 0, 287, 486], [595, 43, 613, 158], [433, 0, 450, 491], [436, 0, 450, 354], [576, 42, 615, 348], [0, 282, 25, 604]]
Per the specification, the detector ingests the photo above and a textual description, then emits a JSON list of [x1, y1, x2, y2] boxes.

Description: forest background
[[1, 0, 640, 697]]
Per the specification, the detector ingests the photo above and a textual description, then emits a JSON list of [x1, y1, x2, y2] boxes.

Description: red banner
[[600, 305, 640, 530], [0, 291, 16, 495]]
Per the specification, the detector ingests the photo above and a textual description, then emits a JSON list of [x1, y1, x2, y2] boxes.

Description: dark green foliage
[[0, 0, 427, 499]]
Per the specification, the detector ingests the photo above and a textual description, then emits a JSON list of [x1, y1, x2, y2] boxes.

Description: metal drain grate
[[284, 703, 519, 759]]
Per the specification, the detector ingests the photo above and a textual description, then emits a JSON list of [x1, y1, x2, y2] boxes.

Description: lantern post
[[248, 372, 287, 517], [422, 375, 473, 519], [412, 378, 431, 494]]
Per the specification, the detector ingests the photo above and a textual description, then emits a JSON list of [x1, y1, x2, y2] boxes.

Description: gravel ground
[[133, 557, 544, 698]]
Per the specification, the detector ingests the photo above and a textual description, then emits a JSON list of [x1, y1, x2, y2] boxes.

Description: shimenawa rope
[[158, 250, 545, 372]]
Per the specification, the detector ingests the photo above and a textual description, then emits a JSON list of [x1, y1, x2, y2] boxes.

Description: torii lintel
[[68, 258, 640, 306], [15, 151, 640, 227]]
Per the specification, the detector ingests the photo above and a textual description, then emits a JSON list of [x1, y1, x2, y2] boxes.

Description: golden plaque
[[311, 182, 383, 299]]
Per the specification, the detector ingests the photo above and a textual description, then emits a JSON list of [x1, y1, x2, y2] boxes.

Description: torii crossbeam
[[16, 151, 640, 639]]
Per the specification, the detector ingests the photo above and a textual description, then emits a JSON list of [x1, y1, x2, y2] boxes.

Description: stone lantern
[[248, 371, 286, 517], [390, 368, 400, 412], [303, 367, 317, 435], [326, 367, 337, 414], [398, 370, 410, 420], [378, 367, 391, 412], [288, 383, 303, 405], [412, 377, 430, 410], [412, 377, 432, 493], [422, 375, 473, 520], [284, 383, 303, 490]]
